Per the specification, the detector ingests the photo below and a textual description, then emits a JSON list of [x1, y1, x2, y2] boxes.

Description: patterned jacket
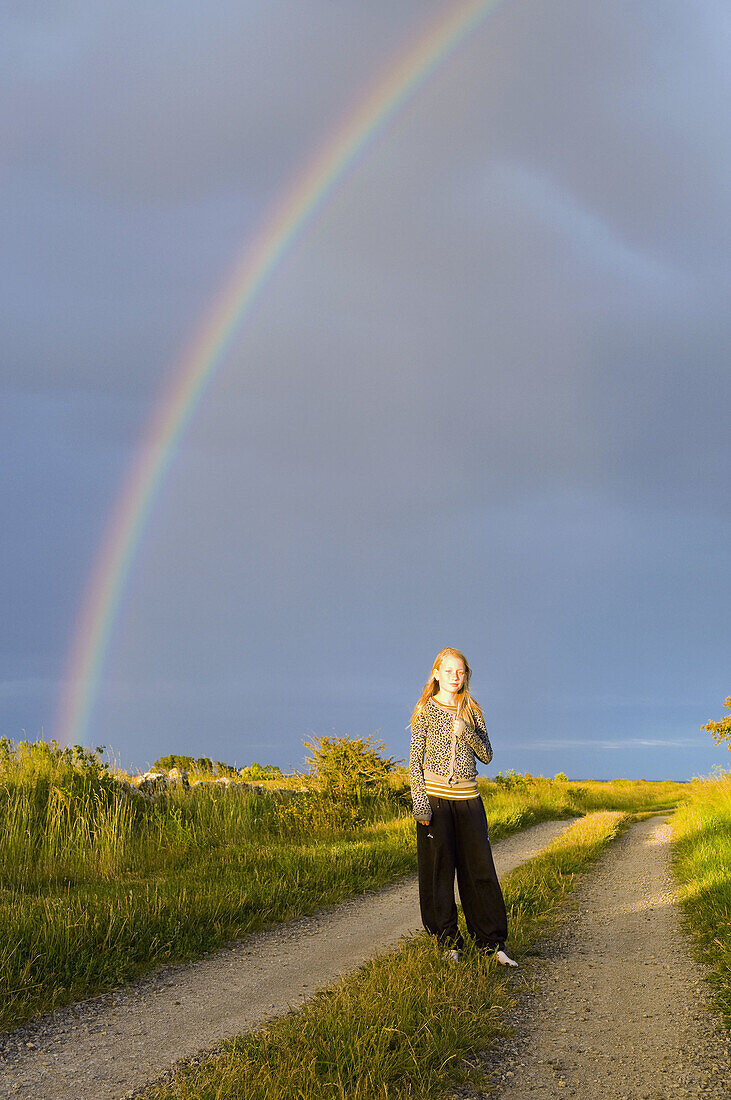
[[409, 697, 493, 822]]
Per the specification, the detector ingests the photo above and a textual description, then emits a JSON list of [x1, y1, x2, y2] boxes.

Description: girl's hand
[[417, 819, 430, 825]]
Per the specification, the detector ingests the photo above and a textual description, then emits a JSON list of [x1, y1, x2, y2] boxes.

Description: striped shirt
[[409, 697, 493, 822]]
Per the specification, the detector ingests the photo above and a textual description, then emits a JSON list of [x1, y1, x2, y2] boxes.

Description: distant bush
[[239, 762, 284, 781], [494, 769, 535, 790], [152, 754, 239, 778], [152, 757, 286, 781]]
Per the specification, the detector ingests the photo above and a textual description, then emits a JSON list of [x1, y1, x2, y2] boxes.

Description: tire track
[[479, 816, 730, 1100]]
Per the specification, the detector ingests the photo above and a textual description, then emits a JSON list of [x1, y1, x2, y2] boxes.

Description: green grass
[[0, 788, 417, 1031], [672, 771, 731, 1031], [479, 774, 682, 837], [142, 811, 629, 1100], [0, 738, 684, 1033]]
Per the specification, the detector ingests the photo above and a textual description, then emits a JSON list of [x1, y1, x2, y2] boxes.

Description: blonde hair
[[410, 647, 484, 729]]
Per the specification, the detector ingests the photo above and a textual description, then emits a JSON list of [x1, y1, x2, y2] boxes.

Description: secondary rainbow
[[56, 0, 508, 747]]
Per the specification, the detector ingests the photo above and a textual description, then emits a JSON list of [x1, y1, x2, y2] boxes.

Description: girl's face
[[434, 657, 466, 694]]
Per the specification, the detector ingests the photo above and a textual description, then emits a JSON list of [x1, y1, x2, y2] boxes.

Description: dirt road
[[479, 816, 730, 1099], [0, 818, 572, 1100]]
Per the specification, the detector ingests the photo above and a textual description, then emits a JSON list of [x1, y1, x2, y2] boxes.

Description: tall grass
[[672, 771, 731, 1030], [0, 740, 418, 1029], [143, 812, 628, 1100], [0, 740, 684, 1032], [0, 740, 406, 891]]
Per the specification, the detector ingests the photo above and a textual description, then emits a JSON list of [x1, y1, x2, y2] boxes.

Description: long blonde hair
[[410, 647, 484, 728]]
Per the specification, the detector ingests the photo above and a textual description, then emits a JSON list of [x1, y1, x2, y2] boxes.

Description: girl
[[409, 647, 517, 966]]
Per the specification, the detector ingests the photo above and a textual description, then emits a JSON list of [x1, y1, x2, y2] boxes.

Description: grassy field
[[0, 741, 414, 1030], [0, 738, 685, 1031], [143, 811, 629, 1100], [672, 770, 731, 1031]]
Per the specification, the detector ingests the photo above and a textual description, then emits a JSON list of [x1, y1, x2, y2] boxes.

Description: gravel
[[0, 818, 573, 1099]]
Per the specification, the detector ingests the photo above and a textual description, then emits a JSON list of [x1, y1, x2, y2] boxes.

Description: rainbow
[[56, 0, 508, 747]]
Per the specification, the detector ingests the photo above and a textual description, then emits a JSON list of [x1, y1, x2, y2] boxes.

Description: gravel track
[[473, 816, 730, 1100], [0, 817, 573, 1099]]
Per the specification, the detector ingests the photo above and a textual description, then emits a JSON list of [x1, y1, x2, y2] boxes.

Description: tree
[[701, 697, 731, 751]]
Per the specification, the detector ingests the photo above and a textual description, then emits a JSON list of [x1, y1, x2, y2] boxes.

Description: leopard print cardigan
[[408, 697, 493, 822]]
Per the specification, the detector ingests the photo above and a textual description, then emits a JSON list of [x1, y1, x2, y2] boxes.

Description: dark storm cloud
[[0, 167, 259, 400], [3, 1, 438, 201], [1, 1, 443, 401], [2, 2, 729, 777]]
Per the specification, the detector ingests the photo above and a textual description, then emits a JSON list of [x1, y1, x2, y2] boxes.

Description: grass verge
[[142, 810, 629, 1100], [671, 772, 731, 1031]]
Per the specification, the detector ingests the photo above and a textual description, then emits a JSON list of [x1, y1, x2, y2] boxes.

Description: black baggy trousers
[[416, 795, 508, 951]]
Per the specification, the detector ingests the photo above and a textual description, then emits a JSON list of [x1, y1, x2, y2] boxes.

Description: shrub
[[494, 769, 535, 790], [0, 738, 116, 799], [304, 735, 402, 825], [152, 754, 239, 778], [239, 762, 284, 781]]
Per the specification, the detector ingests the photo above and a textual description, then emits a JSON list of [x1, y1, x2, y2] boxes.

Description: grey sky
[[2, 1, 729, 779]]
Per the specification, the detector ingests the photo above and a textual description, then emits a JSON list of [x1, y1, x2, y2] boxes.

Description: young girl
[[409, 647, 517, 966]]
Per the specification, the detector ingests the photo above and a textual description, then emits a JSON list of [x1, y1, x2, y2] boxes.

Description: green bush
[[239, 762, 284, 781], [494, 769, 534, 790], [304, 735, 403, 826], [152, 754, 239, 778], [0, 738, 120, 811]]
